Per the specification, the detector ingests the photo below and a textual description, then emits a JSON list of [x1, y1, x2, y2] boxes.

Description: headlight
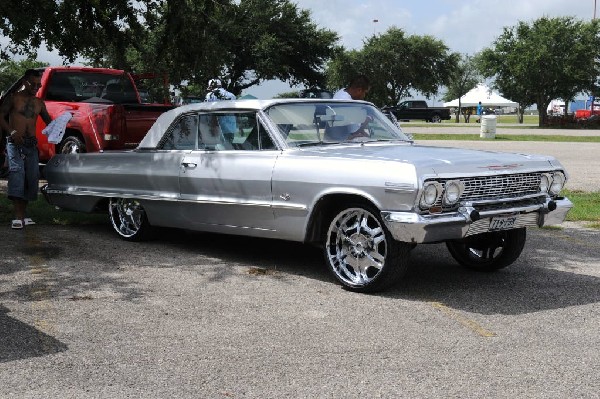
[[420, 182, 440, 208], [443, 180, 462, 205], [549, 172, 565, 195], [539, 174, 550, 193]]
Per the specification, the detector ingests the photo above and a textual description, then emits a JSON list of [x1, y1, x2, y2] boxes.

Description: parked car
[[382, 100, 451, 123], [42, 99, 573, 293]]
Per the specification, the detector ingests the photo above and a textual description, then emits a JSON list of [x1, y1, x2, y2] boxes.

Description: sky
[[4, 0, 599, 100]]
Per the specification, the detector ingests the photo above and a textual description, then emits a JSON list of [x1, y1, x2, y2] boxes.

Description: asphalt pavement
[[0, 127, 599, 398]]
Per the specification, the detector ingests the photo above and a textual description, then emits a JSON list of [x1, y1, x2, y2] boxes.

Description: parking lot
[[1, 133, 599, 398]]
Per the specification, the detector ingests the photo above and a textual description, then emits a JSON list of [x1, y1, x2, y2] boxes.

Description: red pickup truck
[[1, 66, 174, 162]]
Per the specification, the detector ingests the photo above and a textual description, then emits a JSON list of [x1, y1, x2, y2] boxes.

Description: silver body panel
[[43, 99, 572, 244]]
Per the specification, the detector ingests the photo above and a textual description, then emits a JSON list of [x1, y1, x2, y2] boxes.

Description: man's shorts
[[6, 140, 39, 202]]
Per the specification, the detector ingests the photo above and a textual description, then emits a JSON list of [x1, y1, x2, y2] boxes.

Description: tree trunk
[[518, 105, 524, 124]]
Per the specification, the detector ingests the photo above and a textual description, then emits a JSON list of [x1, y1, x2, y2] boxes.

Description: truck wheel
[[59, 136, 85, 154], [430, 114, 442, 123], [445, 228, 526, 271], [324, 204, 411, 293], [109, 198, 154, 241]]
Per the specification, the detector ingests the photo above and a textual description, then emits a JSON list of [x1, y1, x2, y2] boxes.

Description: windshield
[[264, 102, 409, 147]]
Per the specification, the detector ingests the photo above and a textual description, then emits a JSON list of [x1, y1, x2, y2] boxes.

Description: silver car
[[42, 99, 573, 292]]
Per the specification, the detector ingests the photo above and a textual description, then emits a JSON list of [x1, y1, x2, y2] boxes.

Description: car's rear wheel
[[109, 198, 153, 241], [430, 114, 442, 123], [446, 228, 526, 271], [324, 204, 410, 293], [59, 135, 85, 154]]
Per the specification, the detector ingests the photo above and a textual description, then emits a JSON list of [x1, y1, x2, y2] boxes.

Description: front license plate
[[489, 215, 517, 231]]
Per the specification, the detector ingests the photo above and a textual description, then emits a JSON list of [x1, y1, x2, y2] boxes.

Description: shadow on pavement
[[0, 305, 67, 363]]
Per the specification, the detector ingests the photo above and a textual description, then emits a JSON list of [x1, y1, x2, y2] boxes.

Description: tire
[[430, 114, 442, 123], [446, 228, 526, 272], [324, 204, 411, 293], [109, 198, 154, 241], [59, 135, 85, 154]]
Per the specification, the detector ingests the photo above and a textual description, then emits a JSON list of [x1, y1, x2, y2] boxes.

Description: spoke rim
[[110, 198, 144, 237], [327, 208, 387, 287]]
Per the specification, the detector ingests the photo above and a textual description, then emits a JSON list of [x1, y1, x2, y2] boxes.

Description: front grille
[[460, 173, 541, 201], [430, 172, 543, 210]]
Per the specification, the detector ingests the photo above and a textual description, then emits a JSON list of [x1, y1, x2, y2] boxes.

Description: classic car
[[42, 99, 573, 293]]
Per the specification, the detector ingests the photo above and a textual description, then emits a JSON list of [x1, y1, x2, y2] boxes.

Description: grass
[[562, 189, 600, 224], [1, 189, 598, 228], [412, 134, 600, 142], [0, 195, 107, 226]]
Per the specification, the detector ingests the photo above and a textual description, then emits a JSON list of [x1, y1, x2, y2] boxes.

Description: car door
[[178, 111, 279, 233]]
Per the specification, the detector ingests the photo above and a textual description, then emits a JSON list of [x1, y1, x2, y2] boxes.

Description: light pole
[[373, 19, 379, 36]]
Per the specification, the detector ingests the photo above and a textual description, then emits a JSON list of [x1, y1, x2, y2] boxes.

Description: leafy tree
[[1, 0, 338, 97], [479, 16, 600, 126], [327, 27, 458, 107], [0, 0, 147, 64], [0, 59, 48, 93], [443, 54, 481, 123]]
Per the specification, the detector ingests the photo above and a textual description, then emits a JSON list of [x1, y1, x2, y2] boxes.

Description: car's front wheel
[[109, 198, 153, 241], [324, 204, 410, 293], [446, 228, 526, 271]]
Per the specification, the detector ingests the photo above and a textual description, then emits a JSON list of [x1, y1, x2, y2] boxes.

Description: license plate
[[489, 216, 517, 231]]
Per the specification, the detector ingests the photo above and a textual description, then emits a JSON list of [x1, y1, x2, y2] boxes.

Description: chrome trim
[[381, 196, 572, 244], [42, 187, 309, 211]]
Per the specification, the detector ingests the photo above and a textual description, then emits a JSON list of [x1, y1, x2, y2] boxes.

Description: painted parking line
[[430, 301, 496, 337]]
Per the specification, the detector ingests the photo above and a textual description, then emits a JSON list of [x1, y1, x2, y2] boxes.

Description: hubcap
[[109, 198, 144, 237], [326, 208, 387, 287]]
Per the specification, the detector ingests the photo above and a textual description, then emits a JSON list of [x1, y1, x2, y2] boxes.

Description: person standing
[[0, 69, 52, 229], [205, 78, 237, 143], [205, 78, 236, 102], [333, 75, 371, 100], [476, 101, 483, 123]]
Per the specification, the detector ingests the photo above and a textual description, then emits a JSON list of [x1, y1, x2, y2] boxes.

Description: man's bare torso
[[7, 92, 45, 137]]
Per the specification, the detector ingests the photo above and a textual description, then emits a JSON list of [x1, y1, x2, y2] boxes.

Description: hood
[[297, 142, 562, 176]]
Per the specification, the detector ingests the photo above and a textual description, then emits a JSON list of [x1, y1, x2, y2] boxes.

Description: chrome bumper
[[381, 197, 573, 244]]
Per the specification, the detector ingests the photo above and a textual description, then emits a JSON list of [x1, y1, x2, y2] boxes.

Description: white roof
[[443, 84, 518, 107], [138, 98, 370, 149]]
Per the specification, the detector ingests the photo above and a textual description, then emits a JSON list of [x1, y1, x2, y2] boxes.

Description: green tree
[[0, 59, 49, 93], [327, 27, 458, 107], [1, 1, 338, 97], [479, 16, 600, 126], [443, 54, 481, 123], [0, 0, 148, 64]]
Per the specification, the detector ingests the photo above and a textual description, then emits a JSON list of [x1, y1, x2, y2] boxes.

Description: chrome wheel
[[430, 114, 442, 123], [325, 205, 409, 292], [109, 198, 152, 241], [59, 136, 85, 154]]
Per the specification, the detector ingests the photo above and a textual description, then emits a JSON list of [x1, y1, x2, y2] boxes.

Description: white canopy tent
[[443, 84, 518, 107]]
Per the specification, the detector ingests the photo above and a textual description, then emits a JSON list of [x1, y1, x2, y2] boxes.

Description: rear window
[[45, 71, 138, 104]]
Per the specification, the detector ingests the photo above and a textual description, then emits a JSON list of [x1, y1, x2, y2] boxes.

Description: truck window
[[46, 71, 138, 104]]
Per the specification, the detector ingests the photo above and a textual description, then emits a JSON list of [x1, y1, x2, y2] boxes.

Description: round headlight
[[443, 181, 462, 205], [539, 174, 550, 193], [420, 183, 439, 208], [549, 172, 565, 195]]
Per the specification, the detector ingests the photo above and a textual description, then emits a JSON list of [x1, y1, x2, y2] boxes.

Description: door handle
[[182, 162, 197, 168]]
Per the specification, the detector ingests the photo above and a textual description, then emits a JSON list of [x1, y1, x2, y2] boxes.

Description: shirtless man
[[0, 69, 52, 229]]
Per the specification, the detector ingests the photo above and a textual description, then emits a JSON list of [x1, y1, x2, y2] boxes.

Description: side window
[[196, 111, 277, 151], [257, 121, 275, 150], [158, 114, 198, 150]]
